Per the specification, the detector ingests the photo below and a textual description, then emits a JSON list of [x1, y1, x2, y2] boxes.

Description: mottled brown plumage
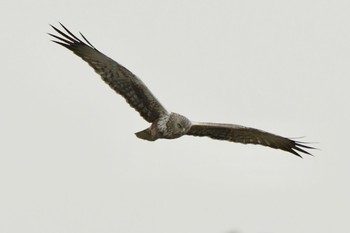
[[50, 23, 167, 123], [49, 23, 314, 157]]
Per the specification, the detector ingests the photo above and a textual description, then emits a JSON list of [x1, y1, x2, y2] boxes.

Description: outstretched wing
[[187, 122, 314, 157], [49, 23, 167, 123]]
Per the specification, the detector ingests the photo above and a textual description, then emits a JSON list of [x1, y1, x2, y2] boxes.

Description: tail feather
[[135, 128, 156, 141]]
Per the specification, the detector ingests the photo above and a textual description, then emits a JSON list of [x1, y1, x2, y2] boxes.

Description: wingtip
[[79, 31, 97, 50], [49, 23, 60, 31], [292, 143, 316, 158], [291, 150, 304, 158], [58, 22, 67, 30]]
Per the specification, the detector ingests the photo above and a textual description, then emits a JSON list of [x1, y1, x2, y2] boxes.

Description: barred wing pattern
[[49, 24, 167, 123], [187, 122, 313, 157]]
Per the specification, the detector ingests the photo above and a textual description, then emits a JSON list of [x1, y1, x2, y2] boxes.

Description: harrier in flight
[[49, 23, 313, 157]]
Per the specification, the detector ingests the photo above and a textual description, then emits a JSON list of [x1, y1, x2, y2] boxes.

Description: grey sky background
[[1, 0, 349, 233]]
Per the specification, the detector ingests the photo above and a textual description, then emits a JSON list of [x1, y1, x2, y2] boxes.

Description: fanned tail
[[135, 128, 157, 141]]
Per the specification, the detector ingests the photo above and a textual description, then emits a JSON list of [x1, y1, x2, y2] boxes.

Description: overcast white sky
[[1, 0, 349, 233]]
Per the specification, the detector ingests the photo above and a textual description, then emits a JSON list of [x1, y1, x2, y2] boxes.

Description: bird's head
[[168, 112, 192, 137]]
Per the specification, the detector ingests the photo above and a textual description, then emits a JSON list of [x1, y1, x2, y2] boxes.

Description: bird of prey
[[49, 23, 314, 157]]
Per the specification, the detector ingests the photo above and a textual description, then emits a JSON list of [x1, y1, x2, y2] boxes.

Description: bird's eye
[[177, 123, 182, 128]]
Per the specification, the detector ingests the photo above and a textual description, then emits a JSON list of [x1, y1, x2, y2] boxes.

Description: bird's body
[[136, 112, 192, 141], [49, 23, 314, 157]]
